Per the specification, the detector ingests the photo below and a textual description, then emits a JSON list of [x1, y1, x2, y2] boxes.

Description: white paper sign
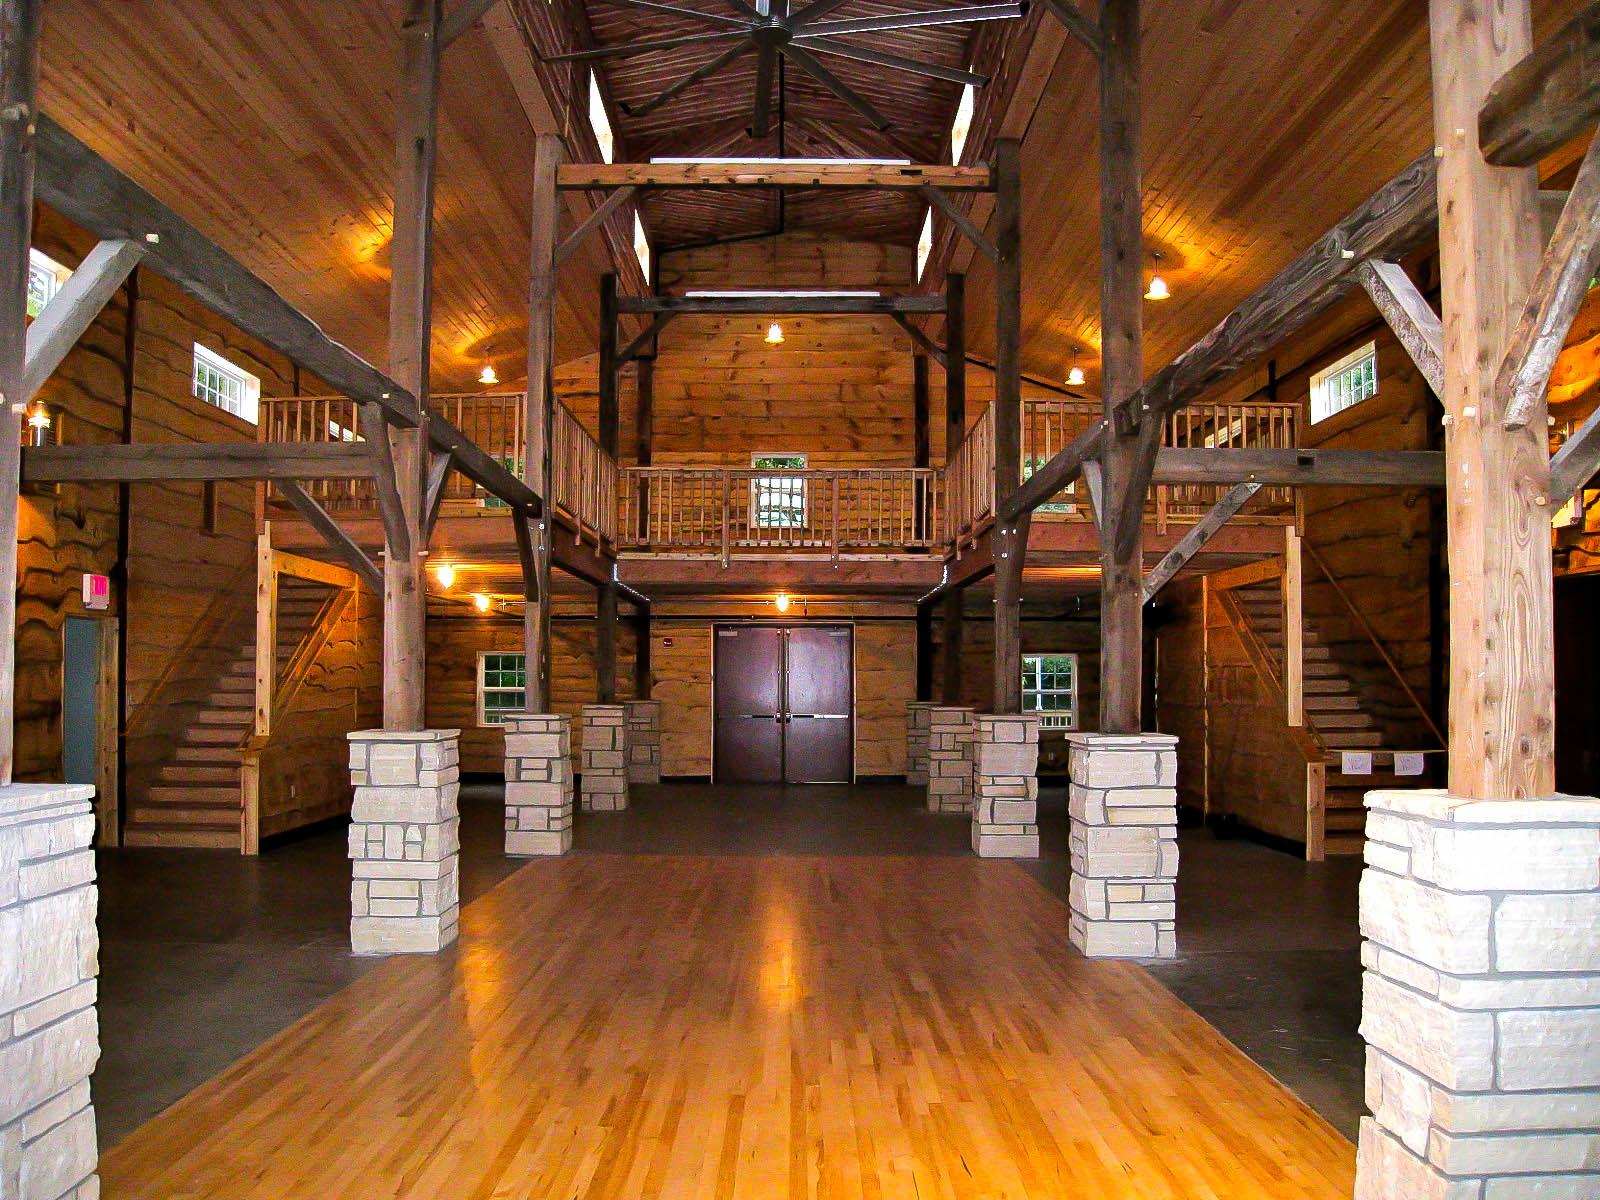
[[1341, 751, 1373, 776], [1394, 752, 1426, 777]]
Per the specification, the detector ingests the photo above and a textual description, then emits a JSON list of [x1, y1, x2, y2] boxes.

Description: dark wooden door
[[714, 625, 785, 782], [783, 625, 853, 783], [714, 624, 854, 783]]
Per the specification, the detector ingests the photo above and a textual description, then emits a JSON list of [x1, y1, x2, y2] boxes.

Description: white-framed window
[[477, 651, 526, 726], [27, 248, 72, 319], [192, 343, 261, 423], [915, 206, 934, 283], [950, 82, 976, 165], [633, 211, 651, 280], [1310, 340, 1377, 424], [589, 70, 615, 164], [751, 452, 808, 528], [1022, 653, 1078, 730]]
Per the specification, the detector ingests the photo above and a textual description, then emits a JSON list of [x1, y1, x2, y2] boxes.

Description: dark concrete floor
[[92, 780, 1363, 1150]]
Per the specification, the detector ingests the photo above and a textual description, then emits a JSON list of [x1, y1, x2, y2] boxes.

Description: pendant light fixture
[[1145, 252, 1170, 301], [1066, 347, 1086, 388], [765, 321, 785, 345], [479, 363, 499, 386]]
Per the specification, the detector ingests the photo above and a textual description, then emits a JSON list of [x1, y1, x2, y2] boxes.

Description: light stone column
[[971, 713, 1040, 857], [346, 729, 461, 955], [926, 705, 975, 813], [905, 701, 936, 786], [0, 783, 100, 1200], [1355, 789, 1600, 1200], [624, 700, 662, 785], [580, 704, 629, 812], [1066, 732, 1179, 959], [504, 714, 573, 856]]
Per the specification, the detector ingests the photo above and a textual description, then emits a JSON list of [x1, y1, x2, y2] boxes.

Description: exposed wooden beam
[[0, 0, 41, 783], [617, 312, 678, 363], [361, 400, 413, 566], [1111, 152, 1439, 432], [794, 3, 1026, 37], [1500, 133, 1600, 429], [940, 591, 964, 705], [554, 185, 638, 269], [913, 353, 930, 468], [618, 294, 945, 315], [891, 312, 947, 368], [1140, 482, 1261, 602], [1549, 402, 1600, 498], [1151, 447, 1445, 487], [423, 449, 453, 537], [557, 162, 993, 190], [524, 132, 562, 712], [439, 0, 501, 45], [20, 442, 378, 482], [20, 238, 145, 403], [32, 116, 421, 428], [275, 481, 384, 593], [796, 38, 989, 87], [428, 413, 540, 512], [1038, 0, 1102, 57], [991, 137, 1024, 714], [945, 273, 965, 461], [918, 184, 997, 261], [596, 581, 619, 703], [781, 45, 893, 131], [1080, 459, 1105, 536], [1479, 1, 1600, 168], [1357, 259, 1444, 395], [598, 273, 620, 458], [997, 420, 1106, 522]]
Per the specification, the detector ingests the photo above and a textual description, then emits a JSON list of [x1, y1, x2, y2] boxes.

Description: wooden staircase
[[124, 578, 339, 848], [1229, 580, 1418, 855]]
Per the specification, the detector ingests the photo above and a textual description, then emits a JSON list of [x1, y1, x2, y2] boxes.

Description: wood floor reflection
[[100, 854, 1355, 1198]]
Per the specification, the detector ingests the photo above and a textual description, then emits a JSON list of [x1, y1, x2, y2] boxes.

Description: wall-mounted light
[[774, 592, 791, 613], [25, 399, 51, 446], [472, 592, 492, 613], [765, 322, 785, 346], [479, 363, 499, 386], [1145, 252, 1170, 301], [432, 563, 457, 589]]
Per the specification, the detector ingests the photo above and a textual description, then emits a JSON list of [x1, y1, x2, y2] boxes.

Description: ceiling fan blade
[[542, 29, 747, 63], [797, 3, 1026, 37], [791, 37, 989, 86], [786, 0, 856, 26], [750, 45, 777, 137], [623, 39, 756, 118], [780, 44, 892, 131], [591, 0, 753, 29]]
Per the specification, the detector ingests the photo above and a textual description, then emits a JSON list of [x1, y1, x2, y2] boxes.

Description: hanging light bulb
[[1145, 252, 1170, 301], [25, 400, 52, 446], [479, 363, 499, 386], [774, 592, 791, 613], [472, 592, 492, 613], [765, 322, 785, 346], [433, 563, 457, 589], [1066, 347, 1086, 388]]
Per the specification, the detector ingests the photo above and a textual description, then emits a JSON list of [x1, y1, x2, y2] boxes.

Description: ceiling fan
[[542, 0, 1025, 135]]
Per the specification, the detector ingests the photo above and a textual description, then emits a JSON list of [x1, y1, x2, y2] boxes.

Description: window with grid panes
[[27, 249, 70, 318], [192, 343, 260, 423], [751, 453, 808, 528], [1309, 341, 1377, 424], [477, 652, 526, 726], [1021, 653, 1078, 730]]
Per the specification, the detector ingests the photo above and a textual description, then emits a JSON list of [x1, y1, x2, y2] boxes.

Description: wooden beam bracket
[[554, 185, 639, 269], [1140, 481, 1262, 602], [1357, 259, 1444, 396], [21, 237, 145, 404], [275, 480, 384, 593], [918, 184, 997, 261], [1038, 0, 1103, 56]]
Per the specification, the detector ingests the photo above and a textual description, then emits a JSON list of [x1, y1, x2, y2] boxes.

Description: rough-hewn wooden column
[[944, 272, 965, 462], [1097, 0, 1146, 733], [522, 132, 562, 711], [941, 592, 964, 705], [596, 271, 619, 703], [0, 0, 42, 783], [991, 138, 1024, 714], [380, 0, 441, 730]]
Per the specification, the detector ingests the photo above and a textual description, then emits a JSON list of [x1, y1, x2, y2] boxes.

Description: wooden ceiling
[[28, 0, 1594, 410]]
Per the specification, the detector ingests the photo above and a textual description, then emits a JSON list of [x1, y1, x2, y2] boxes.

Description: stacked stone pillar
[[624, 700, 662, 785], [0, 783, 100, 1200], [970, 713, 1040, 857], [925, 705, 975, 813], [1355, 790, 1600, 1199], [905, 701, 936, 786], [503, 714, 573, 856], [1065, 733, 1178, 959], [580, 704, 629, 811], [347, 730, 461, 955]]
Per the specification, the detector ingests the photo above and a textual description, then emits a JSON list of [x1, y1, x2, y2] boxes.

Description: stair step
[[1304, 694, 1362, 712], [123, 825, 239, 850], [156, 764, 238, 785], [182, 726, 248, 745], [1324, 808, 1367, 831], [1302, 645, 1331, 661], [195, 709, 252, 727], [1321, 730, 1385, 748], [146, 785, 240, 806], [173, 744, 243, 764], [1310, 711, 1379, 730], [1303, 677, 1355, 694], [1322, 831, 1366, 856], [1302, 661, 1346, 678]]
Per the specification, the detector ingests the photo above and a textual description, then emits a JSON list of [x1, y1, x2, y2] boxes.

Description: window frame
[[27, 248, 72, 319], [1021, 652, 1079, 731], [1309, 340, 1378, 425], [192, 342, 261, 424], [750, 452, 809, 530], [476, 650, 527, 727]]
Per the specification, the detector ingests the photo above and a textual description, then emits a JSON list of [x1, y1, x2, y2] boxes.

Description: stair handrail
[[1301, 540, 1445, 749], [1213, 584, 1328, 762]]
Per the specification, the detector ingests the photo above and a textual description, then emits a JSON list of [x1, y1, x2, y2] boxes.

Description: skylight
[[588, 71, 614, 165], [950, 84, 976, 165]]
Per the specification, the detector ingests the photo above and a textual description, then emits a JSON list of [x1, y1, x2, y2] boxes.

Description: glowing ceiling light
[[479, 363, 499, 386], [774, 592, 791, 613], [765, 322, 785, 346], [26, 400, 51, 445], [433, 563, 457, 589], [472, 592, 492, 613], [1067, 365, 1086, 386], [1145, 252, 1170, 301]]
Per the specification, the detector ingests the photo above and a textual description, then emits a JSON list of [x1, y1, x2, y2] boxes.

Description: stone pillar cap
[[1365, 787, 1600, 825], [1064, 732, 1179, 747], [0, 781, 96, 817]]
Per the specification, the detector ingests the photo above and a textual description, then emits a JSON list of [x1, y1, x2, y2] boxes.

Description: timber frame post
[[1096, 0, 1148, 734], [379, 0, 441, 732], [596, 271, 620, 703], [0, 0, 41, 784], [990, 139, 1025, 714], [523, 132, 563, 712]]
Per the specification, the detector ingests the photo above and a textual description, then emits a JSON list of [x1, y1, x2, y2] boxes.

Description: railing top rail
[[621, 466, 936, 476], [260, 391, 528, 403]]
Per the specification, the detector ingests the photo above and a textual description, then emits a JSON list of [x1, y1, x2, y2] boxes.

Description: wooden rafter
[[557, 162, 993, 190], [918, 184, 998, 261], [891, 313, 948, 367], [1479, 1, 1600, 168], [1037, 0, 1102, 56], [1141, 482, 1262, 602], [439, 0, 502, 46], [275, 480, 384, 593], [554, 185, 638, 268], [1357, 259, 1443, 396], [1549, 402, 1600, 499], [618, 294, 946, 315], [21, 237, 145, 404]]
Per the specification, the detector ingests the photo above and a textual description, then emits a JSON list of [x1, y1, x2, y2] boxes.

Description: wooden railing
[[945, 400, 997, 545], [258, 392, 618, 543], [618, 468, 938, 559]]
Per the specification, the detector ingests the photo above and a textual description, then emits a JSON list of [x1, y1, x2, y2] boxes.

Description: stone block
[[505, 714, 574, 858]]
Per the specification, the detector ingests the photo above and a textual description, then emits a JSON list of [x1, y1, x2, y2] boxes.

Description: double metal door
[[713, 624, 853, 783]]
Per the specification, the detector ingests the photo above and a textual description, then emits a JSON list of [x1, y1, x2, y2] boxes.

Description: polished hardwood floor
[[100, 849, 1355, 1198]]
